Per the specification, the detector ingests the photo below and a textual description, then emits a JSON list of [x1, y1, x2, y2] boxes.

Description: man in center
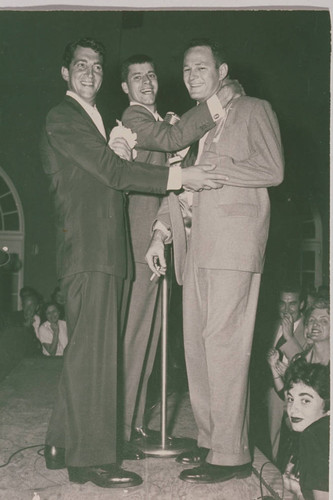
[[119, 54, 242, 452]]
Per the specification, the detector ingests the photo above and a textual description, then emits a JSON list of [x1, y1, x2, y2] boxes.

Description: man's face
[[61, 46, 103, 106], [286, 382, 326, 432], [22, 296, 38, 318], [121, 62, 158, 111], [306, 307, 330, 343], [183, 45, 227, 103], [278, 292, 303, 323]]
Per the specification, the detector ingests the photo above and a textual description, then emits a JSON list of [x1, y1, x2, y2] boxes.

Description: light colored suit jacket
[[121, 102, 216, 264], [157, 95, 284, 281]]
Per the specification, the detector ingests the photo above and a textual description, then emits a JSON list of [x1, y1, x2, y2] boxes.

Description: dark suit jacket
[[121, 103, 215, 264], [40, 96, 169, 280]]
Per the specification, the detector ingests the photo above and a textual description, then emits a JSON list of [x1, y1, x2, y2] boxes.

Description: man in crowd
[[119, 53, 241, 455], [267, 284, 308, 463], [39, 37, 227, 489], [146, 38, 284, 483]]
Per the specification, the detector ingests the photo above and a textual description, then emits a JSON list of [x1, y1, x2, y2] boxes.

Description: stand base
[[135, 437, 195, 458]]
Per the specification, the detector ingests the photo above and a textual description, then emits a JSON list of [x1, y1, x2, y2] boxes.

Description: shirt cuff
[[206, 94, 224, 122], [167, 166, 182, 190]]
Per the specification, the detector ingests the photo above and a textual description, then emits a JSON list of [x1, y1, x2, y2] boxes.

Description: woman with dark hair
[[37, 302, 68, 356], [283, 356, 330, 500]]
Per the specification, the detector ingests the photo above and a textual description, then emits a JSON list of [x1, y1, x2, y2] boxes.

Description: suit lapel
[[64, 96, 107, 141]]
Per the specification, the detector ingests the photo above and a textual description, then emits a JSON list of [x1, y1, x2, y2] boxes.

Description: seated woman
[[37, 302, 68, 356], [267, 295, 329, 394], [283, 356, 330, 500]]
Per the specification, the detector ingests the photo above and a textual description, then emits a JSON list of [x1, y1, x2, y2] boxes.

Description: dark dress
[[299, 415, 329, 500]]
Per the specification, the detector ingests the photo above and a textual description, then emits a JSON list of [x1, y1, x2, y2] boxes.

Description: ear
[[300, 300, 305, 311], [61, 66, 69, 83], [121, 81, 129, 95], [218, 63, 229, 82]]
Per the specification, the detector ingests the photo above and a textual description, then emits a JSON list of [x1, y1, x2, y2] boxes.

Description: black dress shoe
[[176, 446, 209, 465], [179, 462, 252, 483], [44, 445, 66, 470], [68, 464, 143, 488], [122, 441, 146, 460]]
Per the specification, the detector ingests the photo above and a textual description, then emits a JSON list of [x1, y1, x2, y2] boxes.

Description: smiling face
[[306, 307, 330, 343], [286, 381, 326, 432], [121, 62, 158, 112], [46, 305, 60, 324], [61, 45, 103, 106], [278, 292, 303, 323], [183, 45, 228, 103]]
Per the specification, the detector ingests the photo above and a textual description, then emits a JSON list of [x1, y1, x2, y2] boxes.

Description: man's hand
[[145, 230, 167, 279], [181, 164, 228, 191], [109, 137, 132, 161], [217, 77, 245, 107], [281, 313, 294, 341]]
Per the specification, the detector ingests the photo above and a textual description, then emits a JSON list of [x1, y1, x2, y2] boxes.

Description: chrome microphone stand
[[135, 256, 194, 457]]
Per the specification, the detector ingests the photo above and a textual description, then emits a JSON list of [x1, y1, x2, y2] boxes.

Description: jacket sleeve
[[122, 103, 215, 153], [40, 104, 169, 195], [200, 99, 284, 188]]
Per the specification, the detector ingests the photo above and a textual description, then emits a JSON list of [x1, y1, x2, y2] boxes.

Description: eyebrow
[[287, 391, 314, 398]]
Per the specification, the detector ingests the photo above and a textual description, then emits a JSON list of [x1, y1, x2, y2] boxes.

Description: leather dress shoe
[[176, 446, 209, 465], [122, 441, 146, 460], [68, 464, 143, 488], [44, 445, 66, 470], [179, 462, 252, 483]]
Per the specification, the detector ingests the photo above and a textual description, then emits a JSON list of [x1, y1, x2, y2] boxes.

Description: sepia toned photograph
[[0, 3, 330, 499]]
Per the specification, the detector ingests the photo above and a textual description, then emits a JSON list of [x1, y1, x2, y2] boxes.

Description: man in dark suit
[[118, 54, 238, 451], [39, 37, 227, 488]]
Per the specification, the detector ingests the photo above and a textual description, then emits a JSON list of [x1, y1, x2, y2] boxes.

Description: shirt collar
[[66, 90, 98, 116], [129, 101, 161, 121]]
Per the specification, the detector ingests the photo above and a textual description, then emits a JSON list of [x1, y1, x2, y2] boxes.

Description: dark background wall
[[0, 8, 330, 301]]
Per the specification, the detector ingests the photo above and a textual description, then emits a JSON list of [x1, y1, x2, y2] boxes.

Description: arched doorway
[[0, 167, 24, 311]]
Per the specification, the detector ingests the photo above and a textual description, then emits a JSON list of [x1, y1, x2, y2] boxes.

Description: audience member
[[266, 284, 308, 462], [51, 286, 66, 320], [302, 297, 330, 366], [6, 292, 42, 356], [283, 356, 329, 500], [37, 302, 68, 356]]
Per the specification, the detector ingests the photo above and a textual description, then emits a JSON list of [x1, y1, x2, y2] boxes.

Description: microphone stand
[[135, 251, 194, 457]]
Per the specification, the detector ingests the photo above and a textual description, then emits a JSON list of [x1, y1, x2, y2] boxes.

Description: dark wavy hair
[[284, 355, 330, 412], [183, 38, 227, 68], [62, 37, 106, 69], [120, 54, 155, 83]]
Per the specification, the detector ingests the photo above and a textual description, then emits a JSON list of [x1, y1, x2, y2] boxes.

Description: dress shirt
[[274, 316, 302, 364], [66, 91, 106, 139]]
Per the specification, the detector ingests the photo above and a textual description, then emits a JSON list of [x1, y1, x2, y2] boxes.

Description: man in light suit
[[39, 37, 228, 489], [119, 54, 241, 451], [146, 38, 284, 483], [267, 285, 307, 463]]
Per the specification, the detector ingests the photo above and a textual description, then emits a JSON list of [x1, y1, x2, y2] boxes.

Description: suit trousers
[[182, 247, 261, 466], [122, 262, 162, 440], [46, 271, 125, 467], [267, 386, 285, 461]]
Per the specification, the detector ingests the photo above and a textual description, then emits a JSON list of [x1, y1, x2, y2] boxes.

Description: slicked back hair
[[62, 37, 106, 69], [183, 38, 227, 69], [121, 54, 156, 83]]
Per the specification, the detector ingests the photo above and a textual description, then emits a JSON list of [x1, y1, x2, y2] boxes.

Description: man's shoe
[[68, 464, 143, 488], [132, 426, 169, 444], [122, 441, 146, 460], [44, 445, 66, 470], [176, 446, 209, 465], [179, 462, 252, 483]]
